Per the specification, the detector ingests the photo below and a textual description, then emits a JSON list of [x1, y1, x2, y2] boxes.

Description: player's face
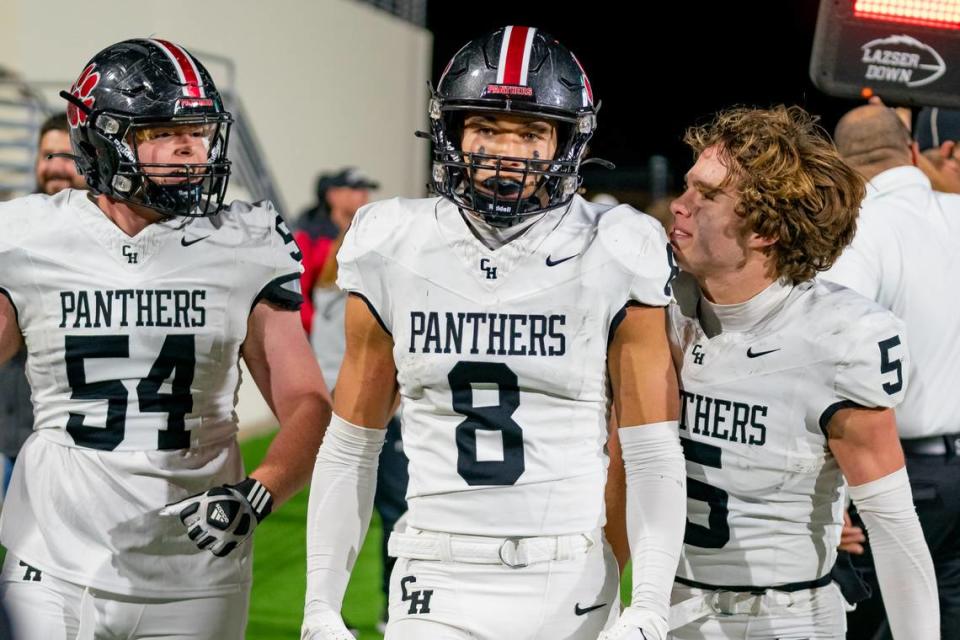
[[460, 113, 558, 201], [134, 123, 216, 185], [35, 129, 85, 195], [669, 145, 751, 278]]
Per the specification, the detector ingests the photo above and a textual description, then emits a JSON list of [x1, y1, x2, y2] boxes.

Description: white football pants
[[0, 552, 249, 640]]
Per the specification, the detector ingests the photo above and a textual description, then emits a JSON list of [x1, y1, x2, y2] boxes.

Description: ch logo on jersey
[[480, 258, 498, 280], [19, 561, 41, 582], [122, 245, 139, 264], [400, 575, 434, 614], [692, 343, 705, 365]]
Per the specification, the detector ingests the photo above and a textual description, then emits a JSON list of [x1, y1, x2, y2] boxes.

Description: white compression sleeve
[[303, 414, 386, 626], [619, 420, 687, 630], [848, 467, 939, 640]]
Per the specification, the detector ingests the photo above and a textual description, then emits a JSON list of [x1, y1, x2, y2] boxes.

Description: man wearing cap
[[1, 113, 88, 497], [823, 103, 960, 639], [294, 168, 379, 335], [914, 106, 960, 194]]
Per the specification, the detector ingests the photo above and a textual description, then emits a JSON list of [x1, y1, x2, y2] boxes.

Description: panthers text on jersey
[[0, 189, 302, 597], [337, 194, 674, 537], [667, 275, 908, 587]]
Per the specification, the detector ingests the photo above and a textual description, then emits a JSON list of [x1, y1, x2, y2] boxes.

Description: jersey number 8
[[448, 361, 525, 486]]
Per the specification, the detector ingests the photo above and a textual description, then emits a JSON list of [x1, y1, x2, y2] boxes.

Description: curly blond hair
[[683, 105, 865, 283]]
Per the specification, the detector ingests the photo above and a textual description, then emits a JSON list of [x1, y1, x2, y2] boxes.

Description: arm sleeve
[[616, 420, 686, 638], [303, 415, 385, 626], [849, 468, 939, 640]]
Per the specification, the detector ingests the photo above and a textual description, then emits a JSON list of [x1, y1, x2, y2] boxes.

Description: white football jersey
[[337, 195, 673, 537], [668, 275, 908, 587], [0, 189, 302, 596]]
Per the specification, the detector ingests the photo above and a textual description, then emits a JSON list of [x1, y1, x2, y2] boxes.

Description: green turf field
[[243, 431, 386, 640]]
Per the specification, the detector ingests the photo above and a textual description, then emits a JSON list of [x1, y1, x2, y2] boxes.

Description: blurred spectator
[[824, 103, 960, 640], [34, 113, 87, 194], [914, 107, 960, 194], [294, 167, 378, 334], [1, 113, 85, 497]]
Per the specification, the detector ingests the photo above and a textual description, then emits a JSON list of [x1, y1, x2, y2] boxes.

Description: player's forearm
[[850, 467, 939, 640], [250, 390, 330, 506], [303, 414, 384, 621], [0, 296, 23, 365], [620, 421, 686, 622], [604, 423, 630, 573]]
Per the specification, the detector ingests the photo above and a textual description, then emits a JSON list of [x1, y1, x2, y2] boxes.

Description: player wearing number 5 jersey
[[0, 39, 330, 640], [666, 106, 938, 639], [301, 26, 686, 640]]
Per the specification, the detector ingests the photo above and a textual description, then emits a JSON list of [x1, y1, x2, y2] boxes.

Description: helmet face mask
[[429, 26, 597, 227], [64, 39, 233, 217]]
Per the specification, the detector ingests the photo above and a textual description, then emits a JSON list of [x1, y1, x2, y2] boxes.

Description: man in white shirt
[[824, 102, 960, 640]]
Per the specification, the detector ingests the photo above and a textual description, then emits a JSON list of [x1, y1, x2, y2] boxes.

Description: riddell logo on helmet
[[483, 84, 534, 98], [67, 63, 101, 128]]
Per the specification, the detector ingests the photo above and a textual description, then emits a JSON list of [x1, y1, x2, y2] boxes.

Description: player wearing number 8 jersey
[[301, 26, 686, 640], [0, 39, 330, 640], [666, 105, 938, 639]]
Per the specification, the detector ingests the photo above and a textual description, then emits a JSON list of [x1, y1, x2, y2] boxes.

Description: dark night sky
[[426, 1, 862, 194]]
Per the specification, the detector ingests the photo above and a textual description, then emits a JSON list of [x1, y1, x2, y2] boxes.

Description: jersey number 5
[[682, 438, 730, 548], [65, 335, 195, 451], [448, 361, 524, 486]]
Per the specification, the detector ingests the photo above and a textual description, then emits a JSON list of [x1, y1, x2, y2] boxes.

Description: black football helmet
[[429, 26, 598, 226], [61, 39, 232, 217]]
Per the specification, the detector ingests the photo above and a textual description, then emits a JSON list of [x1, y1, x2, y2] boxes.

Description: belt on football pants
[[900, 433, 960, 456], [669, 575, 833, 630], [388, 527, 598, 568]]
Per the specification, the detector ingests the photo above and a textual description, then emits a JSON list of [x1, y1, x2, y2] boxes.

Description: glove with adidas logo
[[161, 477, 273, 557]]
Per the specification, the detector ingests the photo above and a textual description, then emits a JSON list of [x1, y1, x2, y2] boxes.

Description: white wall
[[0, 0, 432, 432], [0, 0, 432, 214]]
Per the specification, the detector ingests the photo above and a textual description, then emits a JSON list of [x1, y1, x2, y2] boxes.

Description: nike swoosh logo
[[746, 347, 781, 358], [181, 235, 210, 247], [574, 602, 607, 616], [545, 253, 579, 267]]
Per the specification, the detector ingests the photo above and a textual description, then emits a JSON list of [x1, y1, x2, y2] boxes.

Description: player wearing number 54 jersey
[[665, 106, 938, 639], [0, 40, 331, 640], [301, 27, 686, 640]]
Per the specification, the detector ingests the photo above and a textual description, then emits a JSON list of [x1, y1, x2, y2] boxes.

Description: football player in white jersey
[[0, 39, 330, 640], [301, 26, 686, 640], [665, 105, 938, 639]]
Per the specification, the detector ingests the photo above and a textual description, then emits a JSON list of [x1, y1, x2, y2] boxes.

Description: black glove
[[161, 477, 273, 557]]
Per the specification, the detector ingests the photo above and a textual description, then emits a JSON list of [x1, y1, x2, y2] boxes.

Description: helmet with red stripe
[[429, 26, 598, 226], [61, 39, 232, 217]]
